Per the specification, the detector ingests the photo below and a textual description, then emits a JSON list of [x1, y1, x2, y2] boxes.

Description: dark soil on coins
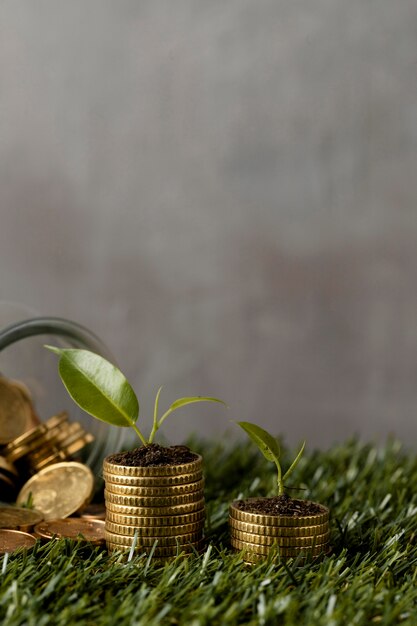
[[107, 444, 198, 467], [234, 494, 325, 516]]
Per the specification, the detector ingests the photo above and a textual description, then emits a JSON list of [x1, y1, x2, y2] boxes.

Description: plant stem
[[132, 423, 148, 446], [276, 461, 284, 496]]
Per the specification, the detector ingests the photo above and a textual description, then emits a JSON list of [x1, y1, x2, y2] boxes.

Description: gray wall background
[[1, 1, 417, 449]]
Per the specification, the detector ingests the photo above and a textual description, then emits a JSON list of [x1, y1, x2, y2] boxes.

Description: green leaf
[[169, 397, 227, 412], [283, 440, 305, 481], [236, 421, 280, 465], [45, 346, 139, 428]]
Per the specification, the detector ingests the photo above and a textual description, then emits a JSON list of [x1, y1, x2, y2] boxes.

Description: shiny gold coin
[[231, 529, 330, 547], [106, 508, 205, 527], [104, 490, 203, 507], [16, 462, 94, 520], [105, 498, 205, 517], [0, 506, 44, 532], [103, 455, 202, 477], [229, 517, 329, 538], [0, 529, 37, 554], [104, 478, 204, 497], [103, 471, 203, 488], [34, 518, 105, 545], [104, 529, 203, 546], [104, 512, 205, 528], [230, 537, 329, 557], [63, 433, 95, 457], [2, 412, 69, 462], [29, 450, 67, 472], [105, 519, 204, 537], [79, 503, 106, 521], [3, 422, 47, 454], [0, 377, 34, 444], [229, 500, 329, 527], [105, 536, 205, 555]]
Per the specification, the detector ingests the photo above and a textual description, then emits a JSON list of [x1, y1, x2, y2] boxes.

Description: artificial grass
[[1, 437, 417, 625]]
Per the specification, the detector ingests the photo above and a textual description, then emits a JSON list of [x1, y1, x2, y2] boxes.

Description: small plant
[[46, 346, 225, 446], [235, 421, 305, 496]]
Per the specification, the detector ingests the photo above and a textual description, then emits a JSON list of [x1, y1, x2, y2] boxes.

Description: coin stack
[[104, 456, 205, 561], [229, 499, 330, 563]]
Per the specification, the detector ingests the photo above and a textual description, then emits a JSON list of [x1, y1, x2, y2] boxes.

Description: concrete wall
[[1, 1, 417, 448]]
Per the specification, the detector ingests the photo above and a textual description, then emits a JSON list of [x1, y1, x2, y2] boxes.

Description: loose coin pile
[[34, 518, 105, 546], [104, 455, 205, 561], [0, 375, 94, 501], [229, 499, 330, 563]]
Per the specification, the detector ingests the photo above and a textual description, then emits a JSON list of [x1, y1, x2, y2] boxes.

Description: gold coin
[[2, 412, 69, 462], [79, 503, 106, 520], [230, 529, 330, 547], [0, 529, 37, 554], [0, 455, 18, 477], [104, 490, 203, 507], [104, 478, 204, 497], [0, 377, 34, 444], [63, 433, 94, 456], [16, 462, 94, 520], [103, 471, 203, 487], [3, 422, 47, 454], [230, 537, 329, 557], [229, 517, 329, 538], [34, 518, 105, 545], [0, 506, 43, 532], [106, 508, 205, 527], [105, 519, 204, 537], [105, 499, 205, 517], [103, 455, 202, 477], [229, 500, 329, 527], [104, 512, 205, 529], [104, 529, 203, 546], [29, 450, 67, 472], [105, 536, 205, 555]]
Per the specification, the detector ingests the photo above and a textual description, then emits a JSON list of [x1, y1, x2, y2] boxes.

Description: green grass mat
[[1, 438, 417, 625]]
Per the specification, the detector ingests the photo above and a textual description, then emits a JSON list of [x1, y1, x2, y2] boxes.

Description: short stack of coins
[[104, 455, 205, 561], [229, 499, 330, 563]]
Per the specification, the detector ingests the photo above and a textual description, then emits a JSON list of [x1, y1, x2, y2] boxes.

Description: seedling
[[45, 346, 225, 446], [235, 421, 305, 496]]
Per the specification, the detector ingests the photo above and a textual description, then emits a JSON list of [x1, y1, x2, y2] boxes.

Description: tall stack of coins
[[229, 499, 330, 563], [104, 456, 205, 561]]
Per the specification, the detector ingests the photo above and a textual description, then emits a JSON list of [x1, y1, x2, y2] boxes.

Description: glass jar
[[0, 310, 125, 475]]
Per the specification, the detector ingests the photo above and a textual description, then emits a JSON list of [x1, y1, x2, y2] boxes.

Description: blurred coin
[[103, 456, 202, 477], [16, 462, 94, 520], [105, 520, 204, 537], [0, 529, 37, 554], [104, 490, 203, 507], [106, 508, 205, 527], [104, 531, 202, 547], [230, 529, 330, 547], [230, 537, 329, 557], [229, 517, 329, 537], [79, 503, 106, 520], [105, 499, 205, 517], [0, 377, 34, 444], [0, 506, 43, 532], [34, 518, 105, 545], [229, 500, 329, 526], [103, 478, 204, 497]]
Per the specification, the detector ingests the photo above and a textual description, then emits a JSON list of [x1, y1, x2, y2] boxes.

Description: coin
[[104, 499, 205, 517], [228, 517, 329, 538], [0, 455, 18, 478], [106, 508, 205, 527], [104, 490, 203, 507], [0, 529, 37, 554], [104, 512, 205, 528], [104, 529, 203, 547], [34, 518, 105, 545], [0, 506, 43, 532], [103, 456, 202, 477], [230, 529, 330, 547], [103, 471, 203, 487], [16, 462, 94, 520], [103, 478, 204, 497], [105, 536, 205, 555], [79, 503, 106, 520], [229, 500, 329, 526], [105, 519, 204, 537], [230, 537, 329, 557], [0, 377, 34, 444]]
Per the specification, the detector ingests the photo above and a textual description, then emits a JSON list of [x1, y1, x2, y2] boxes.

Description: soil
[[107, 443, 198, 467], [234, 494, 326, 516]]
